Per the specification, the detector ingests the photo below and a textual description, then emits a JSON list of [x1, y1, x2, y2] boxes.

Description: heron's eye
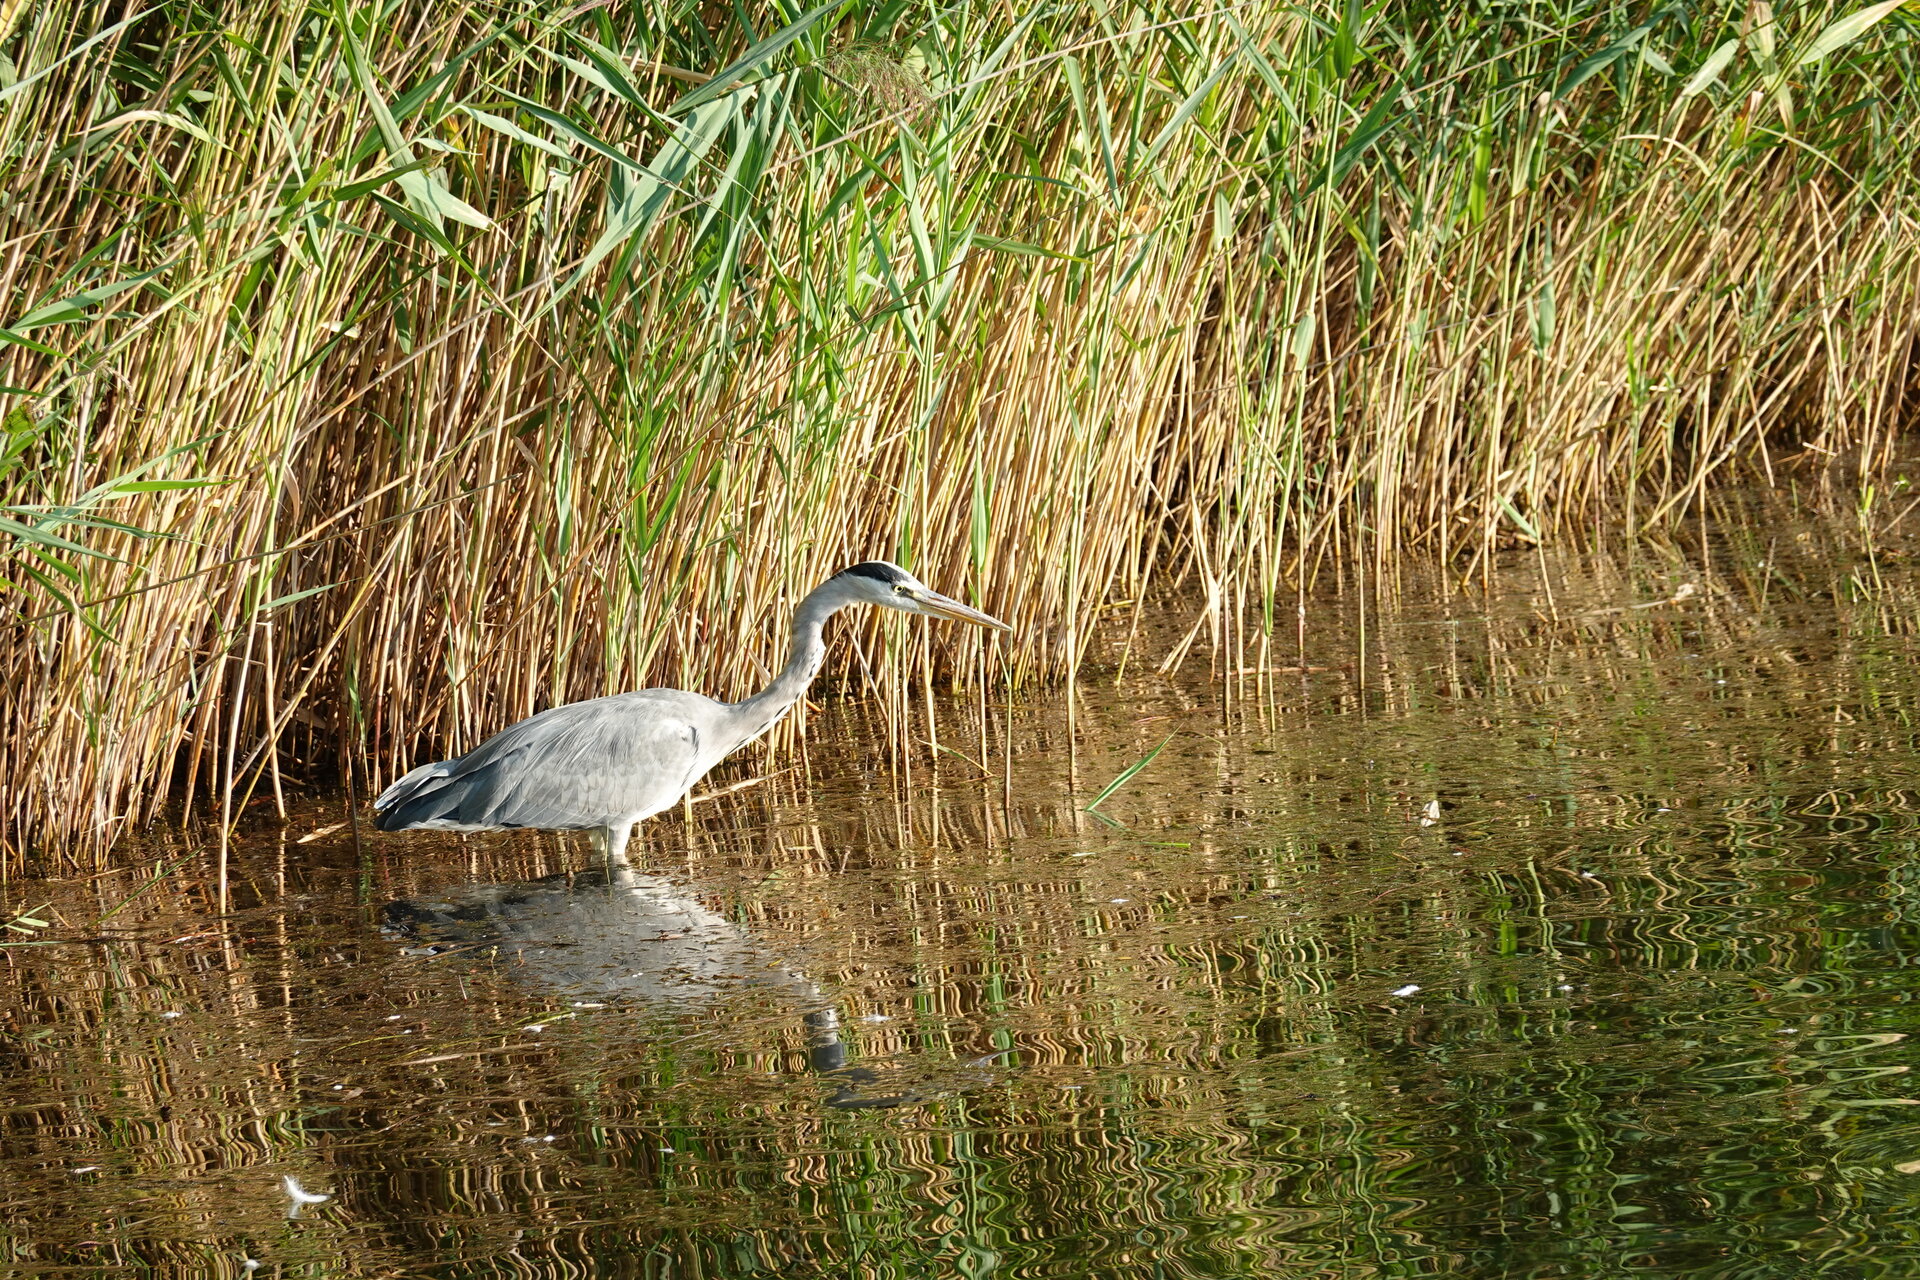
[[894, 584, 912, 596]]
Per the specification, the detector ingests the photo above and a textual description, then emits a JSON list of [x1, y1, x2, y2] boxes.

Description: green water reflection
[[4, 536, 1920, 1277]]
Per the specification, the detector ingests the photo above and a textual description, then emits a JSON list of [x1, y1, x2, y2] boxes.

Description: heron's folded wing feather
[[394, 691, 722, 831]]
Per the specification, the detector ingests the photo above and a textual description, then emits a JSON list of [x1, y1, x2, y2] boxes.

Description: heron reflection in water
[[385, 863, 989, 1109], [375, 562, 1010, 863]]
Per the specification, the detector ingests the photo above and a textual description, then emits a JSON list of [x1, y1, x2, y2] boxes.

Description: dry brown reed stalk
[[2, 1, 1917, 864]]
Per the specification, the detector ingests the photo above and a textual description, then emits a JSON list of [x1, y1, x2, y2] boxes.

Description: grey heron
[[374, 560, 1010, 862]]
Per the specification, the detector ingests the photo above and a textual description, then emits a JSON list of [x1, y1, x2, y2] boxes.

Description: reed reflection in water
[[3, 528, 1920, 1277]]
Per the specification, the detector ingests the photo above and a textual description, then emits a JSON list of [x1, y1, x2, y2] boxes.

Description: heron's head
[[833, 561, 1012, 632]]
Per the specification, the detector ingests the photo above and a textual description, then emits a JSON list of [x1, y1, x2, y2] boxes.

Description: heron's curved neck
[[734, 582, 848, 728]]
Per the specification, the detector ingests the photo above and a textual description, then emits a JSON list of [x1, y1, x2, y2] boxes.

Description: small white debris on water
[[1419, 800, 1442, 826], [1070, 851, 1096, 857], [242, 1260, 262, 1272], [281, 1176, 330, 1217], [1390, 984, 1422, 997], [71, 1165, 102, 1174], [1231, 915, 1249, 920], [386, 1014, 404, 1021], [1557, 985, 1574, 991], [1580, 872, 1600, 879], [161, 1011, 182, 1019], [571, 1002, 605, 1009], [861, 1014, 891, 1023], [330, 1084, 343, 1090], [658, 1147, 676, 1153], [1110, 898, 1129, 904], [525, 1024, 545, 1033]]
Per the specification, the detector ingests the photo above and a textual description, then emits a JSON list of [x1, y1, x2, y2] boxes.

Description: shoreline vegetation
[[3, 1, 1917, 862]]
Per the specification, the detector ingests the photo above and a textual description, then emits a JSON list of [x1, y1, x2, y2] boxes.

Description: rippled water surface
[[6, 535, 1920, 1278]]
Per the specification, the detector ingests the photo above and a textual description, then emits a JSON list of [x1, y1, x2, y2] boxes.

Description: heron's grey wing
[[377, 690, 727, 832]]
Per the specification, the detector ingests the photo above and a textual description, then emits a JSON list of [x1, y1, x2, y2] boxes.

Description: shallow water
[[6, 533, 1920, 1278]]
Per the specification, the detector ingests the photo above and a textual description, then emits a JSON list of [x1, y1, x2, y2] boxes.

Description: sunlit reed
[[3, 1, 1916, 859]]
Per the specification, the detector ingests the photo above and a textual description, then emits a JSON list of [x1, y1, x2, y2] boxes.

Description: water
[[5, 532, 1920, 1278]]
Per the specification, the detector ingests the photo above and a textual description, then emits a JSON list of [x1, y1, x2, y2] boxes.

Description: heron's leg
[[603, 820, 633, 868]]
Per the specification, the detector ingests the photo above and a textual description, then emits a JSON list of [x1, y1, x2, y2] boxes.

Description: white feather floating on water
[[282, 1175, 331, 1218]]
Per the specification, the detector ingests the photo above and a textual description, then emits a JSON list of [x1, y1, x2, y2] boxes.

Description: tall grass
[[3, 0, 1917, 861]]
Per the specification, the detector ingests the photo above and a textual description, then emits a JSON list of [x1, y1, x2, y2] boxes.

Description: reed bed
[[2, 0, 1917, 861]]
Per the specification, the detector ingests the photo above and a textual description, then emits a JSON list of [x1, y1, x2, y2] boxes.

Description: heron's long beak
[[916, 590, 1013, 633]]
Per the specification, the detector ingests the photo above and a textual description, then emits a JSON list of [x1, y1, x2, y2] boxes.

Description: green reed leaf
[[1087, 734, 1175, 811]]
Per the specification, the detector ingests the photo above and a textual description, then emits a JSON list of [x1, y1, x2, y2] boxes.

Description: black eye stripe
[[839, 560, 911, 586]]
